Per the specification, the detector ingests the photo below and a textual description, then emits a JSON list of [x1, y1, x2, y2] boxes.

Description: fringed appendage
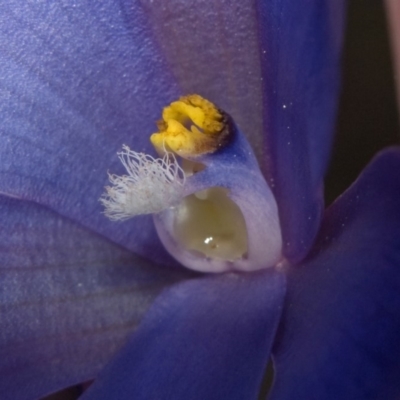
[[100, 145, 185, 221]]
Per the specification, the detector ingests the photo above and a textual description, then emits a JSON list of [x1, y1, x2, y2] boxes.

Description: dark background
[[44, 1, 400, 399], [325, 0, 400, 204]]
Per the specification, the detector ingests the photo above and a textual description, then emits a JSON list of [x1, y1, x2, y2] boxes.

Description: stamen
[[100, 145, 185, 221], [150, 94, 231, 157]]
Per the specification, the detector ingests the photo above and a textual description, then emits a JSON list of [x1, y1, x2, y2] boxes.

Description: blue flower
[[1, 1, 400, 400]]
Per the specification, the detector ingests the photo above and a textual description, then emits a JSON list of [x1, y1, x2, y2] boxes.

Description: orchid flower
[[1, 1, 400, 400]]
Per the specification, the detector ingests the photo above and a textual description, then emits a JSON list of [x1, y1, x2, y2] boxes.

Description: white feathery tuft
[[100, 145, 186, 221]]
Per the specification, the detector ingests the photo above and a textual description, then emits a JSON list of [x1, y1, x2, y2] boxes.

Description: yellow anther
[[150, 94, 229, 157]]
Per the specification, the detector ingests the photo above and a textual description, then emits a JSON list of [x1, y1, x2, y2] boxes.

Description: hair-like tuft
[[100, 145, 186, 220]]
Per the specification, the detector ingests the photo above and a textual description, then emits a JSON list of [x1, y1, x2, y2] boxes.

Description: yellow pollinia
[[150, 94, 230, 157]]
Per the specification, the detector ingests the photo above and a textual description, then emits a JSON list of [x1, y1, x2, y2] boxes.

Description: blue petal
[[257, 0, 347, 261], [0, 1, 180, 263], [0, 195, 193, 400], [81, 270, 285, 400], [270, 148, 400, 400]]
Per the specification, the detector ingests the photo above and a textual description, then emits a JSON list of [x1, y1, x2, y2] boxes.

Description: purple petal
[[81, 270, 285, 400], [0, 1, 180, 263], [0, 195, 193, 400], [270, 148, 400, 400], [258, 1, 347, 261]]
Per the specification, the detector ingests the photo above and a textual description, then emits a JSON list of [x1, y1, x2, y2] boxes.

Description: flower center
[[101, 94, 282, 273]]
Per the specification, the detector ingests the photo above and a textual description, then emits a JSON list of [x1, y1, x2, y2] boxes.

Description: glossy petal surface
[[258, 0, 347, 261], [0, 1, 179, 263], [81, 270, 285, 400], [0, 195, 193, 400], [270, 148, 400, 400]]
